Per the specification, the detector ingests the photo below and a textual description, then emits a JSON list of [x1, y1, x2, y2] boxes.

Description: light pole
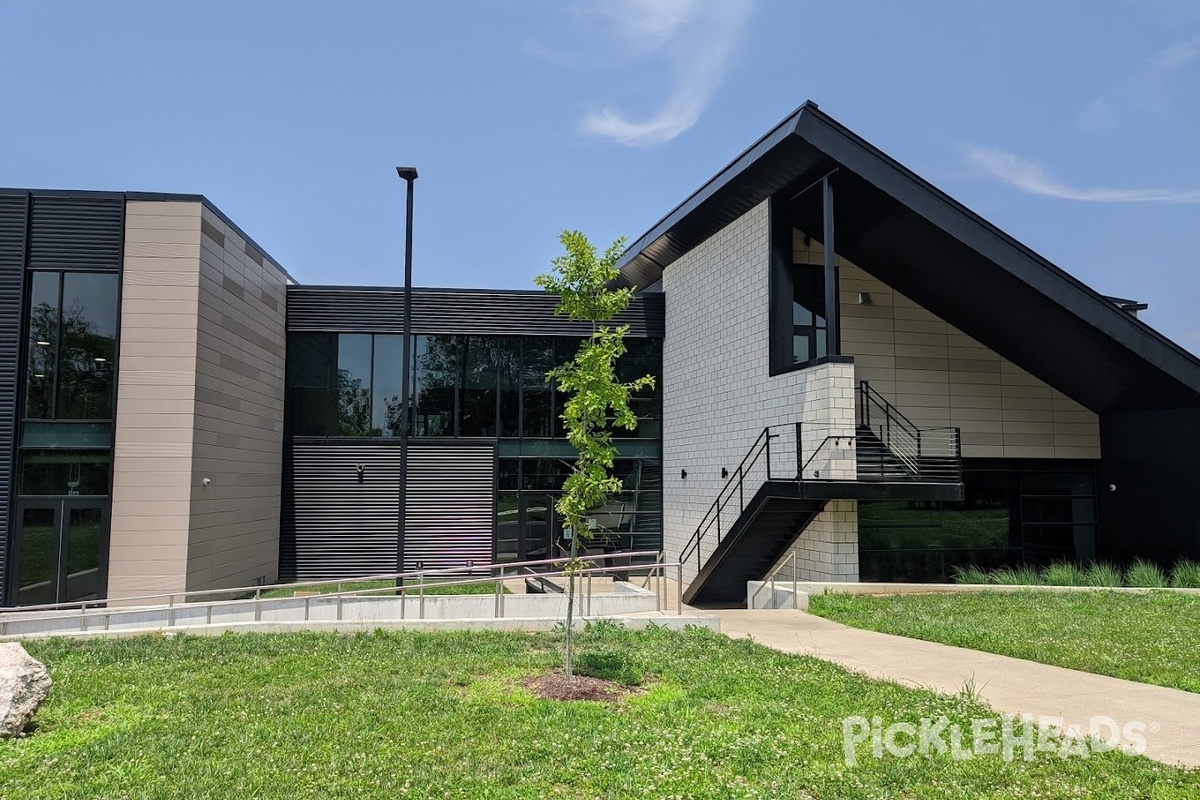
[[396, 166, 418, 577]]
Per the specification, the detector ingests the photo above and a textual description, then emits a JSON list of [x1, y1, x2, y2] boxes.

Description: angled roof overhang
[[615, 102, 1200, 414]]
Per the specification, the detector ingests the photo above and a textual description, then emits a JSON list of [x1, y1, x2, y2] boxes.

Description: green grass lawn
[[810, 590, 1200, 693], [3, 627, 1198, 798], [259, 580, 507, 599]]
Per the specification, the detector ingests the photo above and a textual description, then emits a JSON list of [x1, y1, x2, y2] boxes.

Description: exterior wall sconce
[[858, 292, 872, 305], [355, 464, 366, 483], [680, 469, 687, 480], [721, 468, 728, 479], [202, 477, 212, 486]]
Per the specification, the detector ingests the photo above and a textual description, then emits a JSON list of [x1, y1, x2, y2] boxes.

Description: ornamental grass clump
[[1042, 561, 1085, 586], [1082, 562, 1124, 588], [1170, 559, 1200, 588], [1125, 559, 1167, 588], [989, 565, 1041, 585], [950, 564, 990, 584]]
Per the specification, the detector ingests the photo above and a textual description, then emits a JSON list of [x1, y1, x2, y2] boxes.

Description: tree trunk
[[565, 530, 579, 679]]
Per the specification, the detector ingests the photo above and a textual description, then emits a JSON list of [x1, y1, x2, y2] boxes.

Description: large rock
[[0, 643, 52, 737]]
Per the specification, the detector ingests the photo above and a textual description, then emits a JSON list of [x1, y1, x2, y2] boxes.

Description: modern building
[[2, 101, 1198, 607]]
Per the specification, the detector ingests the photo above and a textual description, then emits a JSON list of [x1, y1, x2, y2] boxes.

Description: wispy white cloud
[[575, 0, 753, 147], [1075, 37, 1200, 130], [963, 145, 1200, 203]]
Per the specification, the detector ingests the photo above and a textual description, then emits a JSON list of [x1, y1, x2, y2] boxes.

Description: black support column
[[822, 175, 840, 356]]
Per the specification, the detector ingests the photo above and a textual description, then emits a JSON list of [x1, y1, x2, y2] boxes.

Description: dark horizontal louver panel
[[27, 196, 123, 271], [0, 194, 27, 603], [403, 444, 495, 573], [280, 444, 402, 580], [286, 287, 664, 338]]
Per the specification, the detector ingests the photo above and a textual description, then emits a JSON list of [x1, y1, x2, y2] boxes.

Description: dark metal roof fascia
[[793, 106, 1200, 397], [612, 101, 817, 285]]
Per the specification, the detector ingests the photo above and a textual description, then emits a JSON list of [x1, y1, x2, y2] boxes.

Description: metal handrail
[[0, 552, 686, 637], [748, 551, 799, 610], [1, 550, 666, 615], [798, 432, 857, 478], [679, 427, 776, 571], [859, 380, 920, 437], [856, 381, 963, 483]]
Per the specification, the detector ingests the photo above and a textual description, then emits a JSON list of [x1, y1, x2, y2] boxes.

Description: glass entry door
[[519, 493, 557, 563], [13, 499, 107, 606]]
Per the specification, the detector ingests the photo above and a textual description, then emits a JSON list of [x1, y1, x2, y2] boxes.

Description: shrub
[[1125, 559, 1167, 588], [1170, 559, 1200, 589], [1083, 562, 1124, 588], [951, 564, 990, 584], [1042, 561, 1085, 586], [990, 565, 1041, 585]]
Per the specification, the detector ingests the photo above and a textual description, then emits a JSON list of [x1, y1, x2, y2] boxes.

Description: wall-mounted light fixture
[[202, 477, 212, 486], [857, 292, 872, 305], [802, 234, 811, 246], [355, 464, 366, 483], [681, 469, 687, 480], [721, 467, 728, 479]]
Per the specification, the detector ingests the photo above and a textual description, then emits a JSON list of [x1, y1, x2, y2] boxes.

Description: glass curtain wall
[[286, 333, 662, 442], [285, 332, 664, 559], [19, 270, 119, 495], [858, 462, 1098, 582]]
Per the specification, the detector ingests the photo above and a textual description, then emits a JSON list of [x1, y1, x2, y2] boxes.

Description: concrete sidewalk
[[713, 609, 1200, 769]]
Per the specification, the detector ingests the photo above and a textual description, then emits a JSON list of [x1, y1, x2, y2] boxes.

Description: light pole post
[[396, 166, 418, 580]]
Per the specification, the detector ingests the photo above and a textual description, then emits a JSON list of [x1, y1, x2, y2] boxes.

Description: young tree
[[535, 230, 655, 678]]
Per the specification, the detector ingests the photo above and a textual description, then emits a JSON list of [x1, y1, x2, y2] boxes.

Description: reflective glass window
[[20, 449, 111, 495], [791, 264, 827, 364], [460, 336, 498, 437], [413, 335, 459, 436], [372, 335, 405, 436], [24, 272, 59, 420], [336, 334, 373, 436], [56, 273, 118, 419], [497, 339, 521, 437], [285, 333, 337, 436], [521, 339, 554, 438]]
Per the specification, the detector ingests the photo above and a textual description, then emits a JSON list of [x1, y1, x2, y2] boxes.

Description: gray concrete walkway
[[713, 608, 1200, 769]]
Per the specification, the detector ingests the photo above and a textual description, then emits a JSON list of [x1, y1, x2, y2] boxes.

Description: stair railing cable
[[858, 381, 921, 476]]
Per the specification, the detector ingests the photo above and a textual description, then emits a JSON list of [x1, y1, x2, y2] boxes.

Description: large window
[[371, 335, 405, 436], [790, 264, 827, 365], [285, 332, 664, 441], [496, 456, 662, 559], [858, 463, 1098, 582], [24, 271, 118, 420], [413, 334, 458, 436], [336, 334, 373, 436], [19, 449, 112, 496]]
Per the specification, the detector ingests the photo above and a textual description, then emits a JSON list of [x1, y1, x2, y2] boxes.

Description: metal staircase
[[680, 382, 963, 606]]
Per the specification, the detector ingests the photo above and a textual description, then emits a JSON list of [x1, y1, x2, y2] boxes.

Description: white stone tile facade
[[659, 199, 857, 584], [767, 499, 859, 582]]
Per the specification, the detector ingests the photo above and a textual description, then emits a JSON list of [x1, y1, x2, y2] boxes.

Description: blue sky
[[2, 1, 1198, 347]]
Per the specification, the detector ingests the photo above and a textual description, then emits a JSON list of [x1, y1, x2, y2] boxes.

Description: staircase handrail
[[858, 380, 920, 436], [679, 427, 776, 571]]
